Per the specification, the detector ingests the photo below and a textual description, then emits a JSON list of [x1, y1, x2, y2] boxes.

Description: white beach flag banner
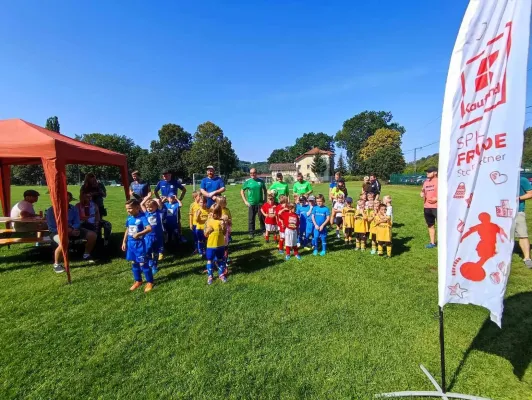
[[438, 0, 531, 327]]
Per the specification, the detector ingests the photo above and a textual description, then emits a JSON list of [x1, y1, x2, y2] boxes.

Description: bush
[[284, 175, 295, 184], [343, 175, 364, 182]]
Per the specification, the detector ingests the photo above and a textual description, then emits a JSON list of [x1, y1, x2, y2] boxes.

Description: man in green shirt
[[269, 172, 290, 203], [293, 172, 313, 200], [241, 168, 268, 238], [516, 175, 532, 268]]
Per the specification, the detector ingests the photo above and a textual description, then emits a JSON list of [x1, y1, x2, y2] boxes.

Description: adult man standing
[[200, 165, 226, 208], [421, 167, 438, 249], [241, 168, 268, 238], [515, 174, 532, 268], [330, 178, 348, 204], [293, 173, 313, 199], [369, 174, 381, 200], [269, 172, 290, 203], [10, 189, 46, 232], [154, 170, 186, 204], [129, 170, 152, 208]]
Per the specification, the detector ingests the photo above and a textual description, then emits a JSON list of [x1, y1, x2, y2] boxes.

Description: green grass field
[[1, 183, 531, 399]]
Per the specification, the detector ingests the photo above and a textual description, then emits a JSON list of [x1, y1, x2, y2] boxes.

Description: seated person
[[45, 192, 97, 273], [76, 192, 112, 246], [10, 189, 47, 232]]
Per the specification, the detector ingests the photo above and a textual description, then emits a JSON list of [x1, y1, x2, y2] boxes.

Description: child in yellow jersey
[[375, 204, 392, 257], [204, 204, 228, 285], [194, 197, 210, 257], [216, 196, 233, 267], [342, 197, 356, 245], [189, 191, 200, 254], [354, 199, 368, 251], [367, 200, 377, 254]]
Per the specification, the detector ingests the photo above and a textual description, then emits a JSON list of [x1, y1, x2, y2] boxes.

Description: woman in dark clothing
[[81, 173, 107, 217]]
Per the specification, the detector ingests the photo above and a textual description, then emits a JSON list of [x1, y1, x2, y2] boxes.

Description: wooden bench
[[0, 237, 49, 246]]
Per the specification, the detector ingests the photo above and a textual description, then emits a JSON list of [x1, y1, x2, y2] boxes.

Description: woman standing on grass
[[81, 173, 107, 217]]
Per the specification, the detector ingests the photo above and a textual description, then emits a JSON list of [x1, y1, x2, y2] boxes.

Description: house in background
[[269, 147, 334, 183]]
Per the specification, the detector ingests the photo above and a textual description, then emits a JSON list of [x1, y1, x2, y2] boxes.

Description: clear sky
[[1, 1, 531, 163]]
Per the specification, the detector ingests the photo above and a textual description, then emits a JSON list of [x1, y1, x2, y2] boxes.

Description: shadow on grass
[[448, 291, 532, 390], [391, 236, 414, 256], [230, 247, 285, 274]]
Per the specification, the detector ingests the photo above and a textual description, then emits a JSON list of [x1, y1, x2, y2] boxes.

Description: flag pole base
[[375, 365, 492, 400]]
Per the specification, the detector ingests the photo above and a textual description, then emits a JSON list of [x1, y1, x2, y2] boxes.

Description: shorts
[[355, 232, 366, 240], [126, 240, 147, 263], [514, 212, 528, 239], [52, 227, 90, 244], [344, 227, 354, 236], [334, 216, 343, 226], [265, 224, 278, 232], [145, 235, 163, 255], [206, 246, 225, 261], [284, 228, 298, 247], [424, 208, 438, 227]]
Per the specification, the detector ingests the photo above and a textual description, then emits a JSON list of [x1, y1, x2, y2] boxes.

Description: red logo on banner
[[457, 219, 465, 233], [466, 193, 473, 208], [459, 22, 512, 128], [454, 182, 466, 198], [496, 200, 513, 218]]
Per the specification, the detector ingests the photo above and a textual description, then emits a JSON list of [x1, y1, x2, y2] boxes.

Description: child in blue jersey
[[164, 192, 182, 244], [296, 195, 311, 248], [122, 199, 154, 292], [145, 199, 165, 275], [311, 194, 330, 256], [305, 195, 316, 249]]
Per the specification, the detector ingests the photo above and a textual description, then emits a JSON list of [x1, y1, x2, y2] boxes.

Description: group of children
[[261, 191, 394, 259]]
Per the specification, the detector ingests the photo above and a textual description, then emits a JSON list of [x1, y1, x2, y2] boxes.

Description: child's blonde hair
[[217, 196, 227, 207], [383, 195, 392, 205], [278, 195, 288, 204], [192, 190, 199, 199], [267, 193, 275, 201], [316, 194, 325, 202], [146, 199, 158, 209], [211, 203, 223, 220], [287, 202, 296, 211]]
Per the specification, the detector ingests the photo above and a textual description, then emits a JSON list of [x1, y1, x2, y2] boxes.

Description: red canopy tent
[[0, 119, 130, 283]]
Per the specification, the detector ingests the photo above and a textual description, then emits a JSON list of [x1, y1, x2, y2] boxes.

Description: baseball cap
[[23, 189, 40, 198], [299, 195, 306, 202], [206, 165, 215, 170], [308, 195, 316, 201], [426, 166, 438, 173], [168, 192, 177, 197], [346, 196, 353, 203]]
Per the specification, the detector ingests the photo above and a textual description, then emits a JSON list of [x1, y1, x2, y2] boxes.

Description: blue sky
[[1, 1, 530, 163]]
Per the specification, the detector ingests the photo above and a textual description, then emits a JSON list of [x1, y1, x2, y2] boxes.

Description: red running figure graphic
[[459, 212, 508, 282]]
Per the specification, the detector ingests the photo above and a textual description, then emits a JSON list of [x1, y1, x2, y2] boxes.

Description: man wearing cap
[[200, 165, 226, 208], [10, 189, 46, 232], [154, 170, 186, 204], [269, 172, 290, 203], [241, 168, 268, 238], [293, 173, 313, 199], [421, 167, 438, 248], [46, 192, 97, 273]]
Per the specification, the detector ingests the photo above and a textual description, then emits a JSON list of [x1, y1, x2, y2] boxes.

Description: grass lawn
[[1, 183, 531, 399]]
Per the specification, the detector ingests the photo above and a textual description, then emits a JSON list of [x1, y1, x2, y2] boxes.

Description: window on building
[[307, 165, 310, 170]]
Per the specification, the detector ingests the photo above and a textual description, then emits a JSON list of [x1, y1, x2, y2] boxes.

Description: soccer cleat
[[53, 263, 65, 273], [207, 276, 213, 285], [295, 255, 302, 260], [151, 267, 159, 276], [144, 282, 154, 293], [130, 281, 143, 291], [278, 250, 284, 255], [370, 249, 377, 255], [219, 275, 227, 283], [354, 247, 359, 251], [158, 253, 164, 261], [319, 251, 326, 257], [313, 250, 318, 256], [336, 232, 340, 239], [524, 259, 532, 269], [285, 255, 290, 261], [425, 243, 437, 249]]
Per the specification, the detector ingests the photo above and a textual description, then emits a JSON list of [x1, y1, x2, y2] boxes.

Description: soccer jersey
[[311, 205, 330, 227], [342, 206, 356, 229], [206, 219, 226, 248], [281, 211, 300, 230], [200, 176, 225, 208], [332, 201, 345, 218], [130, 180, 150, 199], [276, 205, 288, 232], [354, 208, 367, 233], [195, 208, 210, 230], [293, 180, 313, 195], [422, 177, 438, 209], [155, 179, 184, 198], [375, 215, 392, 242], [189, 201, 199, 223], [261, 202, 277, 225], [126, 213, 150, 242], [269, 181, 290, 203], [145, 209, 164, 239], [242, 178, 266, 206], [164, 202, 180, 226]]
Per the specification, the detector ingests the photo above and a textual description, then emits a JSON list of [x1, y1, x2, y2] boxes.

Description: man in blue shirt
[[46, 192, 97, 273], [154, 170, 186, 204], [200, 165, 226, 208], [129, 170, 152, 207], [516, 175, 532, 268]]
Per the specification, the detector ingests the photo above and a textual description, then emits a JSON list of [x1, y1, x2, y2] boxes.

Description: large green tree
[[336, 110, 405, 173], [45, 116, 60, 133], [336, 152, 347, 175], [311, 154, 327, 181], [186, 121, 239, 177], [267, 147, 294, 164], [292, 132, 335, 156], [362, 146, 406, 179], [148, 123, 193, 180]]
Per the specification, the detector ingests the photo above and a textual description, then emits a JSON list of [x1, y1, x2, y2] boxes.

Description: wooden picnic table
[[0, 216, 49, 246], [0, 216, 47, 224]]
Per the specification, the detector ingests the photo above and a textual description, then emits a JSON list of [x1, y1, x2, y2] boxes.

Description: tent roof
[[0, 118, 127, 166]]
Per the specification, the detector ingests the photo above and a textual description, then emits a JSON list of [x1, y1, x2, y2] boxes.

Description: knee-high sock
[[285, 246, 291, 255], [293, 246, 299, 256], [278, 238, 284, 251], [141, 263, 154, 283], [132, 262, 142, 282], [206, 261, 213, 277], [378, 244, 383, 255], [355, 239, 360, 249], [217, 260, 226, 276], [386, 243, 392, 257], [321, 236, 326, 252], [360, 237, 366, 249]]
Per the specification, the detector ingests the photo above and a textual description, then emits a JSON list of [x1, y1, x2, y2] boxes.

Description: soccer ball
[[269, 189, 277, 195]]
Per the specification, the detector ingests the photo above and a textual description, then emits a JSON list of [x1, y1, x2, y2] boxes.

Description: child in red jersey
[[275, 195, 289, 254], [261, 194, 278, 243], [281, 203, 301, 260]]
